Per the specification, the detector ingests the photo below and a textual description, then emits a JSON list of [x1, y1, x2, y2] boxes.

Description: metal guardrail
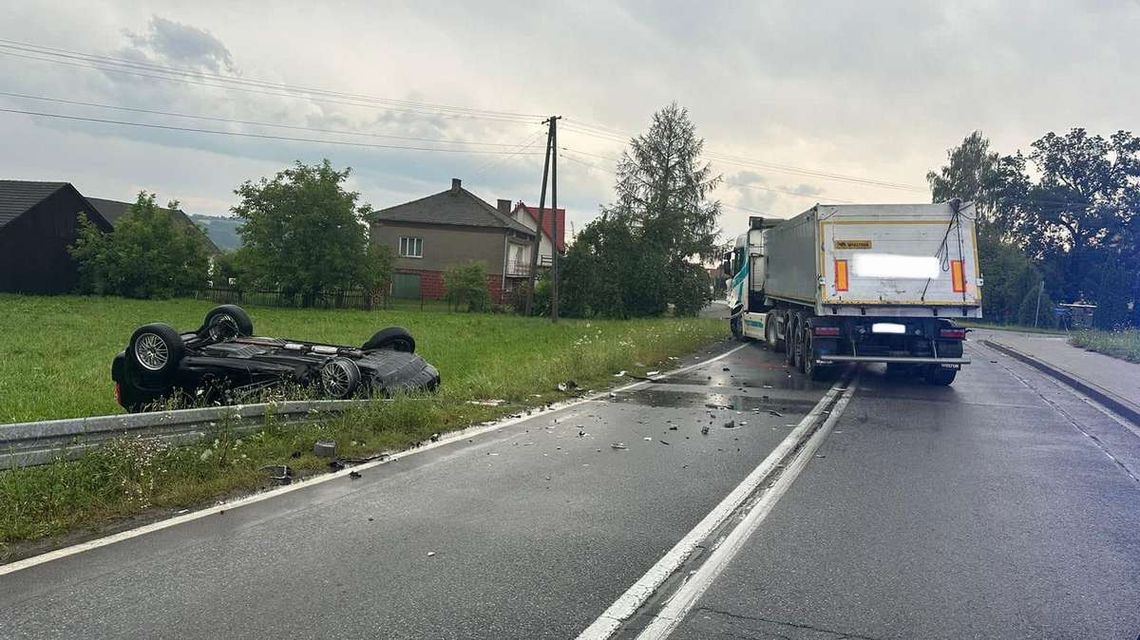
[[0, 400, 364, 471]]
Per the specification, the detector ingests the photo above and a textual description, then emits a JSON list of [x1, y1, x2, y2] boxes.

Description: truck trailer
[[724, 200, 981, 385]]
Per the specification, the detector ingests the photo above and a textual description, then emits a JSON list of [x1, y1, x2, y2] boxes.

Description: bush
[[70, 192, 209, 298], [443, 262, 491, 312]]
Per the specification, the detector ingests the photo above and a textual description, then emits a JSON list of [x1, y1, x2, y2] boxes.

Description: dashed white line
[[576, 377, 854, 640]]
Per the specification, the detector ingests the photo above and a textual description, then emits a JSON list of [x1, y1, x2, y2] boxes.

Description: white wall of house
[[512, 210, 554, 266]]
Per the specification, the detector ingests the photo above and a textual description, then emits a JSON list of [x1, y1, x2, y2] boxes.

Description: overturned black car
[[112, 305, 440, 412]]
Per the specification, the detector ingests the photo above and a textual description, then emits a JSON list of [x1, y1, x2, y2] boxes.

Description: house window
[[399, 237, 423, 258]]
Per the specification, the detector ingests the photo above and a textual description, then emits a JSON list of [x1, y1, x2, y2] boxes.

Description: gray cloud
[[123, 16, 236, 73]]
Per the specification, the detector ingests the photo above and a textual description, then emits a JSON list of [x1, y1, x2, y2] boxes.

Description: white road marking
[[0, 343, 749, 577], [635, 383, 856, 639], [576, 377, 852, 640]]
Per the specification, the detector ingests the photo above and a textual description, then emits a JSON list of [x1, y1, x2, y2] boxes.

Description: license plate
[[871, 322, 906, 334]]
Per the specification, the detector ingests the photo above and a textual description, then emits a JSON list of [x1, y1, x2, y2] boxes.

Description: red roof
[[514, 203, 566, 252]]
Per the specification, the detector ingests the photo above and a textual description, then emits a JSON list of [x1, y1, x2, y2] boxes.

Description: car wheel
[[363, 327, 416, 353], [925, 366, 957, 386], [128, 323, 184, 381], [320, 358, 362, 399], [201, 305, 253, 342]]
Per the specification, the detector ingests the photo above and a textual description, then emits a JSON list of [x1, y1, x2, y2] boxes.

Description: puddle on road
[[611, 388, 819, 413]]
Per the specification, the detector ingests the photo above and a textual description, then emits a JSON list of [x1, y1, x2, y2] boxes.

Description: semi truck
[[724, 200, 981, 385]]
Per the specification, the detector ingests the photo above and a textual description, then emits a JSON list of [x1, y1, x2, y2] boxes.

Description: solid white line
[[575, 377, 849, 640], [0, 343, 749, 577], [635, 383, 857, 639]]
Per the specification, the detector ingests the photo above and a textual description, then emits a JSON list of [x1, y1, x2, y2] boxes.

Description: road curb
[[983, 339, 1140, 426]]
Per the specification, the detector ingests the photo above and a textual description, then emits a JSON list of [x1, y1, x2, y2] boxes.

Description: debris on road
[[610, 442, 628, 450], [643, 436, 653, 441], [646, 370, 660, 377], [467, 399, 506, 406], [701, 425, 710, 435], [427, 551, 436, 557], [768, 410, 784, 417], [724, 420, 736, 429], [668, 425, 678, 431], [613, 371, 627, 377], [659, 440, 671, 445], [349, 470, 362, 480], [430, 433, 441, 442], [578, 429, 587, 437]]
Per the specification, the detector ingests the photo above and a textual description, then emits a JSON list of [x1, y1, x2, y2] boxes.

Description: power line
[[0, 90, 533, 148], [469, 129, 549, 177], [561, 118, 927, 193], [0, 43, 542, 125], [561, 147, 854, 203], [0, 106, 546, 155], [0, 39, 545, 121]]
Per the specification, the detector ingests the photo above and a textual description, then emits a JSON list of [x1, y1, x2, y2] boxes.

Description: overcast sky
[[2, 1, 1137, 240]]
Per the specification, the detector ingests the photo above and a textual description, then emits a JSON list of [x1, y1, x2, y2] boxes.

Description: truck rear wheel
[[784, 313, 798, 367], [925, 366, 957, 386]]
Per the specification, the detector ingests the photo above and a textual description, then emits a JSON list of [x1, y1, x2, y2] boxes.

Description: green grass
[[0, 295, 727, 550], [1070, 329, 1140, 363]]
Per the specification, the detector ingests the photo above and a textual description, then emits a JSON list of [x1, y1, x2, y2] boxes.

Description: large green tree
[[1001, 129, 1139, 304], [232, 160, 374, 303], [563, 103, 720, 317], [70, 192, 209, 298], [926, 132, 1041, 322]]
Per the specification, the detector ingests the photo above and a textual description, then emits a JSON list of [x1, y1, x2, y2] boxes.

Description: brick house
[[370, 178, 537, 303]]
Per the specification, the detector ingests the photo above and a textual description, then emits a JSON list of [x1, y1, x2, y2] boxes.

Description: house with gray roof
[[86, 197, 220, 255], [370, 178, 536, 303]]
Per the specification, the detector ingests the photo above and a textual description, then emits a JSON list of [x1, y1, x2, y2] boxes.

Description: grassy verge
[[1069, 329, 1140, 364], [0, 294, 727, 552], [957, 319, 1066, 335]]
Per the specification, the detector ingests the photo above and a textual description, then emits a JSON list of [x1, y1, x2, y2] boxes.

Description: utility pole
[[550, 116, 560, 323], [523, 121, 554, 316], [1033, 280, 1045, 328]]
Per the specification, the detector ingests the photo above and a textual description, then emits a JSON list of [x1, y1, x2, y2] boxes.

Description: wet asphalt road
[[2, 339, 1139, 639]]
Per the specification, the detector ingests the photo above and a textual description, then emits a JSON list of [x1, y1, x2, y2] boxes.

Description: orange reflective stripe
[[835, 259, 849, 292], [951, 260, 965, 293]]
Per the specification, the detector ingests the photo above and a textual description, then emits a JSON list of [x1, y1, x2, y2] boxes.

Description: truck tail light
[[835, 260, 849, 292], [939, 328, 967, 340], [814, 326, 841, 337], [951, 260, 966, 293]]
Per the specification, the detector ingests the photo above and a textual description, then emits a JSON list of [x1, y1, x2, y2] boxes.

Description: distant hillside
[[190, 214, 242, 252]]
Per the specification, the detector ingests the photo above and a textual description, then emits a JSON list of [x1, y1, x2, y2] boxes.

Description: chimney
[[451, 178, 462, 193], [497, 199, 512, 215]]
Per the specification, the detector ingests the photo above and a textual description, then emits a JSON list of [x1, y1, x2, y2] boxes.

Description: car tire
[[320, 358, 362, 399], [127, 323, 184, 381], [925, 366, 957, 386], [201, 305, 254, 342], [363, 327, 416, 353]]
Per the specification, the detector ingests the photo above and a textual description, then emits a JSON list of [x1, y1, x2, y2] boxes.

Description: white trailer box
[[764, 202, 981, 319]]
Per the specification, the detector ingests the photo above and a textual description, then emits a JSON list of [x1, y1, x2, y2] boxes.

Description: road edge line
[[0, 342, 750, 576], [575, 375, 849, 640], [982, 339, 1140, 427], [635, 383, 857, 639]]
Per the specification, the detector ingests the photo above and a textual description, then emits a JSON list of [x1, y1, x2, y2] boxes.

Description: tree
[[561, 103, 720, 317], [927, 132, 1039, 322], [1000, 129, 1140, 304], [443, 262, 491, 312], [70, 192, 209, 298], [232, 160, 372, 304], [357, 242, 394, 303], [1016, 283, 1057, 329]]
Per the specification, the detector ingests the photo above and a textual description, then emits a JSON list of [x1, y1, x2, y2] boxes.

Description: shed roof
[[0, 180, 70, 229]]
